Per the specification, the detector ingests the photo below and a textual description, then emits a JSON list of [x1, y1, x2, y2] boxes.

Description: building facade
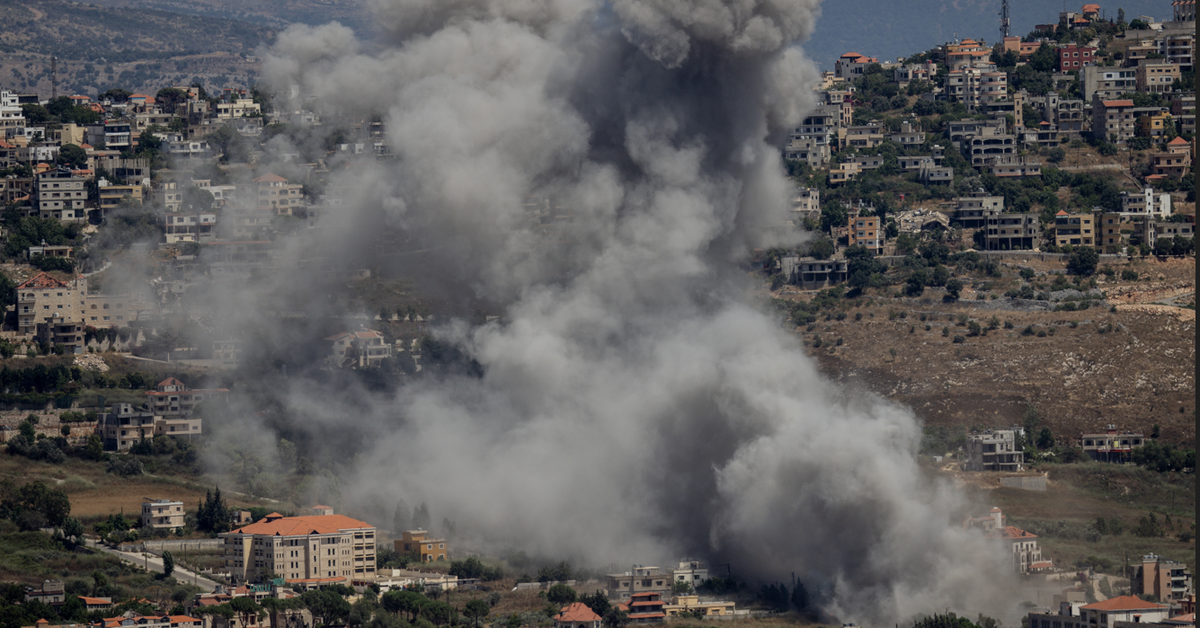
[[141, 499, 186, 531], [395, 530, 448, 563], [964, 430, 1023, 472], [221, 510, 377, 585]]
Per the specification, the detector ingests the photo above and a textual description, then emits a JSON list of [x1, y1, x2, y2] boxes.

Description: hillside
[[0, 0, 273, 95]]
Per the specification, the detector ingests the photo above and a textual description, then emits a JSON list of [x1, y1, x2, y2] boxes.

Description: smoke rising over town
[[202, 0, 1014, 621]]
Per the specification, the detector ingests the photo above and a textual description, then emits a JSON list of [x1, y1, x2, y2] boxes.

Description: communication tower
[[999, 0, 1010, 39]]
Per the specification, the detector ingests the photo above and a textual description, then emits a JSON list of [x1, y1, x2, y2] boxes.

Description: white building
[[1120, 187, 1172, 218]]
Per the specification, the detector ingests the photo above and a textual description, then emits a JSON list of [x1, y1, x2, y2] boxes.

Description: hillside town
[[0, 1, 1194, 628]]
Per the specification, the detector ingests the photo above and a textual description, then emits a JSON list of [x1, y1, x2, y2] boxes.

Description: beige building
[[141, 499, 186, 531], [395, 530, 448, 563], [1081, 427, 1145, 463], [33, 168, 88, 223], [1092, 97, 1137, 145], [1133, 554, 1193, 603], [326, 330, 392, 369], [16, 272, 85, 352], [98, 403, 202, 451], [979, 511, 1045, 574], [1053, 211, 1095, 247], [1136, 60, 1182, 94], [222, 509, 377, 586], [145, 378, 229, 417], [162, 211, 217, 244], [606, 565, 672, 602], [1152, 136, 1192, 177], [97, 184, 144, 217], [1027, 596, 1170, 628], [253, 173, 304, 215], [663, 596, 737, 618], [848, 215, 882, 254], [964, 430, 1023, 472]]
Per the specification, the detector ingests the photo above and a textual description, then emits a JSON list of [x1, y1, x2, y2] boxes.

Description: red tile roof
[[1102, 100, 1135, 107], [157, 377, 185, 387], [1081, 594, 1167, 611], [231, 513, 372, 536], [1168, 136, 1189, 145], [555, 603, 601, 623], [17, 272, 70, 289], [985, 525, 1037, 540], [80, 597, 112, 605]]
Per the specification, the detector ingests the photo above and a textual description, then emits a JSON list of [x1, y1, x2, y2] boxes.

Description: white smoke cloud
[[197, 0, 1023, 622]]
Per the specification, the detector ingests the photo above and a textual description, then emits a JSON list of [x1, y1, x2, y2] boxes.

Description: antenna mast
[[1000, 0, 1010, 39], [51, 56, 58, 100]]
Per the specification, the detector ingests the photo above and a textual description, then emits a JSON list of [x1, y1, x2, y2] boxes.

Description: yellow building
[[1053, 210, 1095, 247], [663, 596, 737, 618], [221, 510, 377, 586], [395, 530, 448, 563], [1136, 113, 1171, 138]]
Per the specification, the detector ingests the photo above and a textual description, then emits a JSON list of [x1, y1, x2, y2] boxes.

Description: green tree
[[230, 596, 262, 626], [1067, 246, 1099, 275], [57, 144, 88, 169], [1036, 427, 1054, 450], [463, 600, 489, 628], [63, 516, 85, 545], [944, 278, 963, 300], [808, 238, 834, 260], [790, 580, 808, 610], [546, 584, 577, 605], [161, 550, 175, 578], [819, 201, 847, 233]]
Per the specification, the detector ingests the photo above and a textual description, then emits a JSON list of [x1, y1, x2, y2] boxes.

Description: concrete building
[[1137, 60, 1182, 94], [554, 603, 601, 628], [15, 272, 85, 352], [1081, 428, 1145, 463], [1152, 136, 1192, 177], [162, 211, 217, 244], [1134, 554, 1193, 603], [790, 258, 848, 289], [1120, 187, 1173, 218], [671, 560, 708, 588], [372, 569, 459, 592], [253, 173, 304, 216], [0, 91, 25, 134], [90, 612, 203, 628], [626, 592, 666, 624], [33, 167, 87, 223], [1057, 45, 1097, 72], [222, 510, 377, 585], [663, 596, 738, 618], [790, 187, 819, 215], [986, 522, 1045, 574], [965, 133, 1016, 167], [848, 215, 883, 254], [24, 580, 65, 605], [326, 330, 393, 369], [834, 52, 877, 80], [98, 403, 202, 451], [1097, 212, 1133, 254], [1092, 98, 1137, 145], [1026, 596, 1171, 628], [954, 193, 1005, 228], [97, 184, 143, 218], [982, 212, 1040, 250], [141, 499, 186, 531], [1082, 66, 1137, 102], [145, 378, 230, 417], [1053, 211, 1095, 247], [782, 135, 830, 167], [964, 430, 1023, 472], [395, 529, 448, 563], [607, 565, 672, 602], [845, 123, 885, 149]]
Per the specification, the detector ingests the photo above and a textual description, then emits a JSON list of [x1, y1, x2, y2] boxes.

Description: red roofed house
[[1152, 136, 1193, 178], [89, 612, 201, 628], [326, 329, 392, 369], [627, 592, 665, 624], [145, 377, 230, 417], [554, 603, 601, 628], [969, 508, 1046, 573], [1092, 96, 1137, 144], [834, 52, 878, 80], [1080, 4, 1100, 19], [220, 509, 377, 586], [1026, 595, 1171, 627]]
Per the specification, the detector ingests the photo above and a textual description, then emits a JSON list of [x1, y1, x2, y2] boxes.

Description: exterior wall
[[141, 500, 186, 530], [965, 430, 1023, 472], [395, 530, 447, 562], [1054, 213, 1095, 247], [983, 213, 1039, 250], [223, 524, 376, 584], [606, 566, 671, 601], [848, 216, 882, 253], [34, 169, 87, 222]]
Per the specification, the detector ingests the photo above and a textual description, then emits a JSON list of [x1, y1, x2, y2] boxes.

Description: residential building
[[829, 161, 861, 185], [1057, 45, 1096, 72], [1151, 136, 1192, 177], [954, 193, 1004, 228], [834, 52, 877, 80], [1092, 97, 1138, 145], [845, 154, 884, 170], [663, 596, 737, 618], [15, 272, 84, 351], [947, 119, 1005, 146], [848, 215, 883, 254], [1026, 596, 1170, 628], [790, 258, 848, 289], [1134, 554, 1193, 603], [395, 529, 448, 563], [141, 499, 186, 531], [792, 105, 839, 148], [1080, 427, 1145, 463], [253, 173, 304, 215], [982, 212, 1040, 250], [1052, 98, 1087, 136], [607, 565, 672, 602], [554, 603, 602, 628], [372, 569, 460, 592], [965, 133, 1016, 167], [25, 580, 65, 605], [991, 158, 1042, 179], [215, 99, 261, 119], [33, 167, 87, 222], [326, 330, 393, 369], [945, 39, 991, 71], [222, 510, 377, 585], [888, 120, 925, 146], [161, 211, 217, 244], [1081, 66, 1136, 102], [98, 403, 202, 451], [84, 121, 132, 151], [671, 560, 708, 587], [145, 378, 230, 417], [782, 136, 830, 167], [845, 123, 885, 149], [790, 187, 819, 215], [0, 91, 25, 134], [1143, 219, 1195, 248], [1002, 36, 1043, 59], [898, 155, 934, 171], [1137, 112, 1172, 139], [1053, 210, 1095, 247], [90, 612, 203, 628], [918, 162, 954, 184], [1120, 187, 1173, 218], [1097, 212, 1133, 254], [986, 523, 1045, 573], [97, 184, 143, 217], [1136, 60, 1181, 94], [962, 506, 1006, 533], [1160, 33, 1194, 69], [626, 592, 666, 624], [964, 430, 1023, 472]]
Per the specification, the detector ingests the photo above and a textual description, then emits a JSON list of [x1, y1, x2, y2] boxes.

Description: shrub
[[952, 335, 965, 344], [1121, 269, 1138, 281]]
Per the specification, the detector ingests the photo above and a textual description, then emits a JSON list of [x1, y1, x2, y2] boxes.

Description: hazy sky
[[800, 0, 1173, 70]]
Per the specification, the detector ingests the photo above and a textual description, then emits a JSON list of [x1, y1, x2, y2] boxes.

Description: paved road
[[86, 540, 221, 591]]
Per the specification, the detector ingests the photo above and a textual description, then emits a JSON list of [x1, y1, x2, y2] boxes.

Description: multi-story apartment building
[[833, 52, 877, 80], [1120, 187, 1173, 218], [145, 378, 229, 417], [97, 184, 144, 217], [0, 91, 25, 134], [606, 565, 672, 602], [1053, 211, 1095, 247], [844, 123, 885, 149], [782, 136, 830, 167], [1160, 33, 1194, 70], [966, 134, 1016, 167], [394, 529, 448, 563], [98, 403, 202, 451], [33, 167, 87, 222], [982, 212, 1039, 250], [987, 524, 1044, 574], [671, 560, 708, 587], [627, 592, 666, 624], [1152, 136, 1192, 177], [964, 430, 1023, 472], [214, 99, 261, 119], [1097, 212, 1133, 253], [85, 121, 132, 151], [326, 330, 393, 369], [1136, 59, 1181, 94], [1091, 97, 1137, 144], [1081, 66, 1136, 102], [1056, 44, 1096, 72], [953, 193, 1004, 228], [848, 215, 883, 254], [222, 509, 377, 585], [1134, 554, 1193, 603], [161, 211, 217, 244], [253, 173, 305, 216], [141, 499, 186, 531], [1080, 427, 1144, 463], [16, 272, 85, 351]]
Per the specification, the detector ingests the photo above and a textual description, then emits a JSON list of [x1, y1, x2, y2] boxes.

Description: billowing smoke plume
[[199, 0, 1015, 621]]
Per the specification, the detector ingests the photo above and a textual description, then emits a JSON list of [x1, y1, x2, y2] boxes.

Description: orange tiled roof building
[[220, 509, 376, 587]]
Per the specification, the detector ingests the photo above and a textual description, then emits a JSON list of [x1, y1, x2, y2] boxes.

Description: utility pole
[[51, 56, 58, 100]]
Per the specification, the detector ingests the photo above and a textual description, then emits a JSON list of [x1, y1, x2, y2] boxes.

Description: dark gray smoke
[[196, 0, 1019, 621]]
